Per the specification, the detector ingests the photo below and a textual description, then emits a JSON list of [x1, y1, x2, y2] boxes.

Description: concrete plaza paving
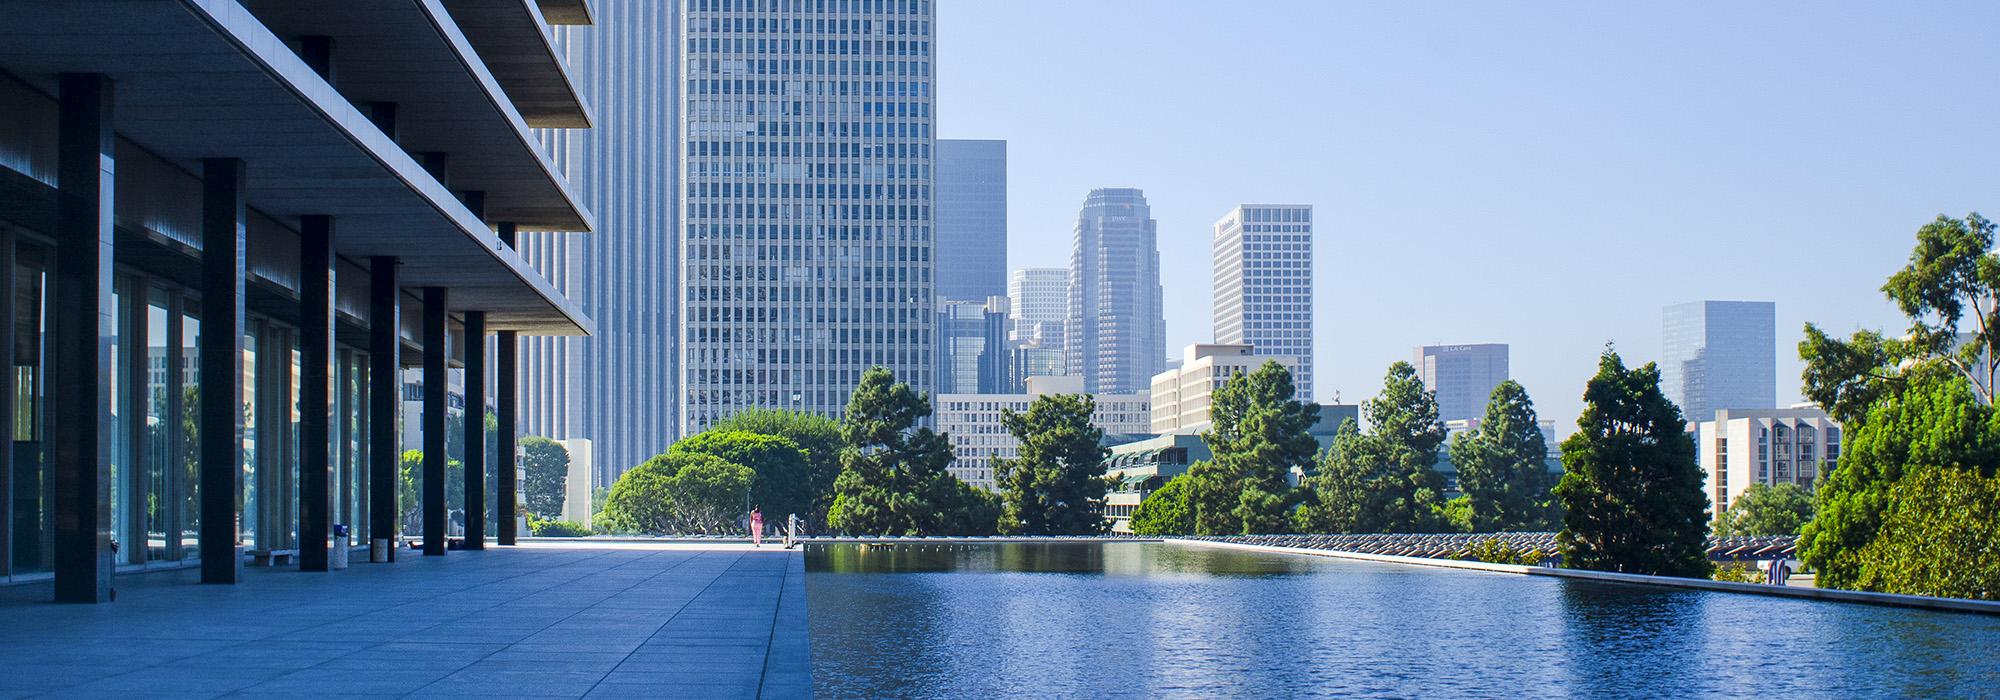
[[0, 542, 810, 699]]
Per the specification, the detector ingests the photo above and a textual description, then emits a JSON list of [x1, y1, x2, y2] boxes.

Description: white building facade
[[1416, 343, 1510, 424], [679, 0, 938, 433], [1697, 407, 1840, 518], [1214, 205, 1314, 401], [1150, 344, 1300, 434], [938, 376, 1149, 490], [1009, 266, 1068, 376]]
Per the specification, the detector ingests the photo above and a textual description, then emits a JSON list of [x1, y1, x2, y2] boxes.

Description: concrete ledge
[[1172, 539, 2000, 617], [526, 536, 1163, 545]]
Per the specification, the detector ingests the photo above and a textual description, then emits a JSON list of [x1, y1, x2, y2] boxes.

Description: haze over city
[[942, 0, 2000, 430]]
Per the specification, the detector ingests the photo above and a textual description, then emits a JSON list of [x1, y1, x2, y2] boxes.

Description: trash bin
[[331, 524, 351, 570]]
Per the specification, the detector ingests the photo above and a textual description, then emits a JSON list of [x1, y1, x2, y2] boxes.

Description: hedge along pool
[[805, 541, 2000, 698]]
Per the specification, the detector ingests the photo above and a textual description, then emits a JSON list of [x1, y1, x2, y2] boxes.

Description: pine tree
[[826, 367, 966, 535], [995, 393, 1110, 534], [1554, 349, 1712, 577], [1449, 380, 1559, 532], [1187, 362, 1319, 534], [1297, 362, 1449, 533]]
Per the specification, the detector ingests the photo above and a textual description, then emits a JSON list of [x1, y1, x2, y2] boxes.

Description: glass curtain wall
[[8, 240, 49, 575]]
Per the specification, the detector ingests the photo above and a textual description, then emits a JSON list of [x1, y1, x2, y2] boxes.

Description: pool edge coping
[[1168, 539, 2000, 617]]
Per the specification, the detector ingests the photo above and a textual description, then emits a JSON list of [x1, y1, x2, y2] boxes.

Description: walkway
[[0, 543, 810, 699]]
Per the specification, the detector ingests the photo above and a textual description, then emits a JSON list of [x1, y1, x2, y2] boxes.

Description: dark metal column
[[367, 257, 400, 562], [421, 287, 448, 556], [495, 329, 518, 545], [462, 312, 485, 550], [298, 216, 334, 571], [199, 159, 248, 584], [51, 74, 115, 603]]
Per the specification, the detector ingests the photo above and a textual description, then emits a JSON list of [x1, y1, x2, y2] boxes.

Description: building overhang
[[236, 0, 593, 231], [0, 0, 591, 335], [440, 0, 593, 129], [534, 0, 594, 26]]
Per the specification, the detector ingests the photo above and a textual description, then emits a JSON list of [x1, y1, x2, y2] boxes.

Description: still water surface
[[806, 542, 2000, 698]]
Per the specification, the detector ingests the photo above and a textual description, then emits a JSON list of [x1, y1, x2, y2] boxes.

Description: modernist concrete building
[[1102, 433, 1210, 532], [0, 0, 595, 601], [1149, 344, 1300, 434], [1067, 188, 1165, 395], [1662, 300, 1777, 422], [937, 375, 1149, 490], [678, 0, 939, 432], [1214, 205, 1314, 401], [1697, 407, 1840, 518], [936, 139, 1007, 302], [522, 1, 683, 484], [1416, 343, 1510, 424]]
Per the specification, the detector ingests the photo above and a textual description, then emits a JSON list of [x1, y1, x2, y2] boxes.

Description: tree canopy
[[1129, 474, 1195, 536], [1184, 361, 1319, 535], [520, 436, 570, 521], [669, 430, 813, 524], [1554, 349, 1712, 578], [1449, 380, 1560, 532], [826, 367, 986, 535], [709, 408, 844, 528], [1713, 482, 1814, 537], [1295, 362, 1449, 533], [995, 393, 1110, 535], [600, 452, 754, 535]]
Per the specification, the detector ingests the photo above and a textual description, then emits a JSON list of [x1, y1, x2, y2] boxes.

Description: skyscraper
[[1416, 344, 1510, 423], [679, 0, 937, 432], [1008, 266, 1067, 377], [523, 2, 681, 483], [1662, 300, 1777, 422], [1066, 188, 1166, 394], [1214, 204, 1315, 400], [935, 139, 1007, 301], [937, 296, 1012, 395]]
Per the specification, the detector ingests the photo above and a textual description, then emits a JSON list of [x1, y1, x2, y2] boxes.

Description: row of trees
[[1130, 361, 1564, 538], [598, 366, 1121, 537]]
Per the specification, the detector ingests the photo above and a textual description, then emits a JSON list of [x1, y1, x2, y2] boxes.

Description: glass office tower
[[1066, 188, 1165, 395], [680, 0, 938, 432], [1662, 300, 1777, 423]]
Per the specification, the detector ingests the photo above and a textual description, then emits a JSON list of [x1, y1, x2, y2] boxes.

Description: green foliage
[[1449, 380, 1560, 532], [1856, 465, 2000, 599], [520, 436, 571, 520], [1129, 475, 1195, 536], [995, 393, 1110, 535], [710, 408, 844, 528], [1712, 562, 1761, 583], [398, 450, 464, 536], [943, 479, 1004, 537], [825, 367, 978, 535], [1713, 483, 1815, 537], [1185, 361, 1319, 535], [528, 518, 592, 537], [669, 430, 813, 524], [600, 452, 755, 535], [1296, 362, 1450, 534], [1456, 538, 1544, 566], [1554, 349, 1712, 578]]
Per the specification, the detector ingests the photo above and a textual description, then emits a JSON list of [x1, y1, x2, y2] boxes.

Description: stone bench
[[248, 549, 298, 566]]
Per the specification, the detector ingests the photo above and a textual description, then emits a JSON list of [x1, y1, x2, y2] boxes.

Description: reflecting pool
[[806, 542, 2000, 698]]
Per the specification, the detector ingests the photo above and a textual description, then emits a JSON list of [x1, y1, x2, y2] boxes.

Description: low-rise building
[[1151, 344, 1301, 434], [1697, 407, 1841, 517], [1102, 434, 1212, 532], [938, 375, 1150, 490]]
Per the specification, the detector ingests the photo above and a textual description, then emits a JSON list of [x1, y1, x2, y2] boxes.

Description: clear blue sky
[[936, 0, 2000, 434]]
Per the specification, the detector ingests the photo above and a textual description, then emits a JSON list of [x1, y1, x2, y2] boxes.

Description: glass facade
[[1066, 188, 1165, 395], [1661, 300, 1777, 422], [680, 0, 938, 432]]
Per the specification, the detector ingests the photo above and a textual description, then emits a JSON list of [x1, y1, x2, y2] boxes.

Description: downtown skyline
[[941, 1, 1999, 433]]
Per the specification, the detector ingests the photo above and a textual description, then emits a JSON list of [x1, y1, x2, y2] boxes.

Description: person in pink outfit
[[750, 507, 764, 547]]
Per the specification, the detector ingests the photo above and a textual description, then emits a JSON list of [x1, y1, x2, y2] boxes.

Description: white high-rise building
[[937, 375, 1149, 490], [1150, 344, 1300, 434], [1009, 267, 1068, 375], [1416, 344, 1510, 424], [1067, 188, 1166, 395], [678, 0, 937, 432], [1214, 205, 1314, 401], [1697, 407, 1840, 518]]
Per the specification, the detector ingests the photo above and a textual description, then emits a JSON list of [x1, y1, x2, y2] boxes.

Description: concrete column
[[497, 222, 517, 249], [421, 287, 448, 556], [298, 216, 335, 571], [198, 158, 248, 585], [367, 102, 397, 141], [52, 74, 115, 603], [367, 257, 400, 562], [496, 330, 518, 545], [299, 36, 334, 84], [462, 312, 485, 550]]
